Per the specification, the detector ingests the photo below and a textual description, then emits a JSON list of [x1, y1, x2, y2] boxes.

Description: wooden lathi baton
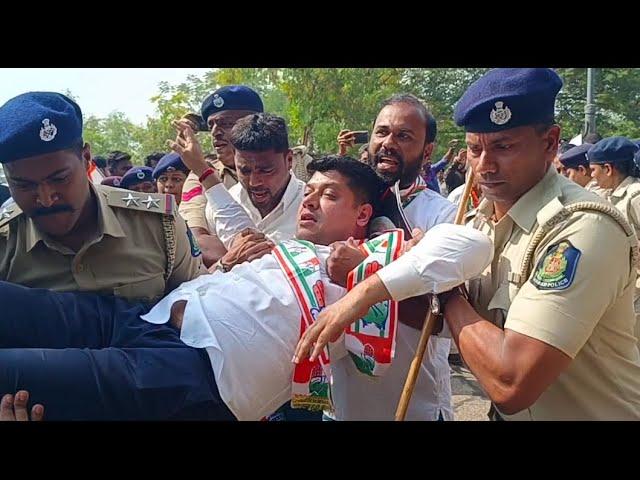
[[395, 167, 475, 421]]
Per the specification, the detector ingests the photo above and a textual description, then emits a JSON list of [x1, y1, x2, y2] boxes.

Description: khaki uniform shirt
[[606, 175, 640, 341], [468, 167, 640, 420], [0, 184, 203, 303]]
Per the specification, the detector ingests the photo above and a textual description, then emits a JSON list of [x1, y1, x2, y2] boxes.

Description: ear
[[604, 163, 614, 177], [578, 165, 588, 176], [545, 125, 561, 156], [285, 149, 293, 171], [421, 142, 434, 167], [82, 143, 92, 169], [356, 203, 374, 227]]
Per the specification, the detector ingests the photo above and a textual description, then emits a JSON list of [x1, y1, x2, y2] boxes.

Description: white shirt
[[377, 224, 493, 299], [205, 173, 305, 248], [447, 183, 465, 205], [141, 246, 347, 421], [330, 188, 459, 421]]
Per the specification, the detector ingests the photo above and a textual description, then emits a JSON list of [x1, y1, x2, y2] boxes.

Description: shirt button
[[76, 264, 84, 273]]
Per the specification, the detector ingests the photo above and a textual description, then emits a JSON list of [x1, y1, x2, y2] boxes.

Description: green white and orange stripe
[[346, 229, 404, 376]]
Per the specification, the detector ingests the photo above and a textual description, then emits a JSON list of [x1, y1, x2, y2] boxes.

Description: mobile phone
[[352, 131, 369, 144], [183, 113, 209, 132]]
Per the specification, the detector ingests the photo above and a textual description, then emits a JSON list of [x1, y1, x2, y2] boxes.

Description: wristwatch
[[212, 259, 230, 273], [437, 285, 469, 314]]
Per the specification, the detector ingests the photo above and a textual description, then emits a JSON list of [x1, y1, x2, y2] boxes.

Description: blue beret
[[120, 167, 154, 189], [587, 137, 639, 165], [200, 85, 264, 122], [454, 68, 562, 133], [152, 152, 189, 180], [0, 92, 83, 164], [559, 143, 593, 169]]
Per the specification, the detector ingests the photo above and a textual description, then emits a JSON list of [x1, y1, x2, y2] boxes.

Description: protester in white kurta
[[330, 182, 459, 421], [142, 222, 492, 421]]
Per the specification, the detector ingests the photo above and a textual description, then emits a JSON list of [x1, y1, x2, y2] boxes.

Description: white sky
[[0, 68, 213, 125]]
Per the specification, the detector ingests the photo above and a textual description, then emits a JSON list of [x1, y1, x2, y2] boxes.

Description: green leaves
[[82, 68, 640, 164]]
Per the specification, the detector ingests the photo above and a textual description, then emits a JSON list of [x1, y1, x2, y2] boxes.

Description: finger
[[293, 323, 320, 363], [171, 119, 183, 131], [346, 237, 358, 248], [175, 135, 188, 148], [167, 140, 185, 156], [175, 119, 197, 131], [309, 327, 334, 362], [31, 404, 44, 422], [246, 244, 274, 262], [0, 394, 15, 421], [173, 120, 196, 137], [240, 227, 260, 237], [13, 391, 29, 422], [243, 241, 274, 258], [237, 233, 267, 246]]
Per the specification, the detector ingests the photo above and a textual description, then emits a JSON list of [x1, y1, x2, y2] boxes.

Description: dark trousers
[[0, 281, 235, 421]]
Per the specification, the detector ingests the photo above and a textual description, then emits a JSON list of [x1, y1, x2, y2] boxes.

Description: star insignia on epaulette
[[141, 195, 160, 209], [122, 193, 140, 207], [0, 208, 13, 219]]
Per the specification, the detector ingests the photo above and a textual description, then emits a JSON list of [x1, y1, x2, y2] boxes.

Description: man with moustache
[[0, 92, 203, 303]]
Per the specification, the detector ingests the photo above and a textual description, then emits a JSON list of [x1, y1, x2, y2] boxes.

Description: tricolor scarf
[[397, 176, 428, 208], [273, 240, 332, 411], [345, 229, 404, 376], [468, 186, 481, 211]]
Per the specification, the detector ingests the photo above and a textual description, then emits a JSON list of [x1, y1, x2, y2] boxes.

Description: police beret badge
[[490, 102, 511, 126]]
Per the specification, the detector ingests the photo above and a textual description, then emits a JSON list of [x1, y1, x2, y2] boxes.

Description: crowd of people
[[0, 68, 639, 421]]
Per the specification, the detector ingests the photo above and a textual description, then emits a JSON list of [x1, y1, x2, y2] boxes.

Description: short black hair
[[144, 152, 165, 167], [229, 113, 289, 153], [67, 138, 85, 158], [380, 94, 437, 144], [613, 157, 638, 177], [107, 150, 132, 170], [559, 142, 576, 154], [93, 155, 107, 168], [307, 155, 384, 209]]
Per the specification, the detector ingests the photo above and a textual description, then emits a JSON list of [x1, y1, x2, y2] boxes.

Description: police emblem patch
[[39, 119, 57, 142], [530, 241, 581, 290], [489, 101, 512, 125], [186, 224, 202, 257], [212, 94, 224, 108]]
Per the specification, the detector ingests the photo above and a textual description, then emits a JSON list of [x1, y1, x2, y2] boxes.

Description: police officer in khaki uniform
[[587, 137, 640, 344], [587, 137, 640, 232], [440, 68, 640, 420], [0, 92, 203, 303], [177, 85, 264, 267]]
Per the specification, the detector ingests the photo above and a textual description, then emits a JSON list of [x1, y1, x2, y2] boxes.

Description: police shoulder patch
[[530, 240, 581, 291], [186, 224, 202, 257], [106, 189, 176, 217]]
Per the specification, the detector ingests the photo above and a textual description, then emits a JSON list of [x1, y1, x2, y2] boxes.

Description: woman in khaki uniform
[[588, 137, 640, 344]]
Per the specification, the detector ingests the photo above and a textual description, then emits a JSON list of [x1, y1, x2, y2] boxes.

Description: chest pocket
[[113, 274, 165, 303]]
